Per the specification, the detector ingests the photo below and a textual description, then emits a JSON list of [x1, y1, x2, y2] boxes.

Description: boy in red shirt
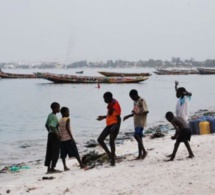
[[97, 92, 121, 166]]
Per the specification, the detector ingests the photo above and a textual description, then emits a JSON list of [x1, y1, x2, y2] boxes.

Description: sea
[[0, 68, 215, 165]]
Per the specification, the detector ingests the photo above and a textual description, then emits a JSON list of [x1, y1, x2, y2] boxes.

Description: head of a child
[[50, 102, 60, 114], [165, 111, 175, 122], [176, 87, 186, 98], [129, 89, 139, 101], [103, 92, 113, 104], [60, 107, 69, 117]]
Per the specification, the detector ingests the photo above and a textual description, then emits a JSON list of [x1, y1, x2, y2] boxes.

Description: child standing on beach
[[97, 92, 121, 166], [45, 102, 61, 173], [175, 81, 192, 122], [165, 111, 194, 161], [123, 89, 149, 160], [59, 107, 85, 170]]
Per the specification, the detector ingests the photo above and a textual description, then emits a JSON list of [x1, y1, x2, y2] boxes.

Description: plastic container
[[199, 121, 211, 135], [207, 118, 215, 133], [189, 118, 204, 135], [189, 121, 197, 135]]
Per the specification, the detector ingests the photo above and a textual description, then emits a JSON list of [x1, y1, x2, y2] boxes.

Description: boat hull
[[98, 71, 151, 77], [35, 72, 148, 83], [0, 70, 37, 78], [197, 68, 215, 74], [154, 69, 198, 75]]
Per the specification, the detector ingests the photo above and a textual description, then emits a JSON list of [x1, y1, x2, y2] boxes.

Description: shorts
[[177, 128, 191, 142], [60, 139, 79, 159], [134, 127, 144, 138]]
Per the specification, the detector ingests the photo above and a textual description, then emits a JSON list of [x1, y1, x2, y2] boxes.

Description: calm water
[[0, 68, 215, 164]]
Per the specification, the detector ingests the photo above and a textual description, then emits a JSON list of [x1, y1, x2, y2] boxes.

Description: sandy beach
[[1, 132, 215, 195]]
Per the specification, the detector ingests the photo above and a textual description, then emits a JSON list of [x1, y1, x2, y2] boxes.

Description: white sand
[[1, 134, 215, 195]]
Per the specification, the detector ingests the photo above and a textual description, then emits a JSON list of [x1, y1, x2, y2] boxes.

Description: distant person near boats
[[175, 81, 192, 122], [97, 92, 121, 166], [165, 111, 194, 161], [123, 89, 149, 160], [44, 102, 61, 174], [59, 107, 86, 171]]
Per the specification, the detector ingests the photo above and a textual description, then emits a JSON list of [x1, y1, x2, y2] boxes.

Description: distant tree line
[[66, 58, 215, 68], [1, 58, 215, 69]]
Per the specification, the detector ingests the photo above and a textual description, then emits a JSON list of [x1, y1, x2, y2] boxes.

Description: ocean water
[[0, 68, 215, 164]]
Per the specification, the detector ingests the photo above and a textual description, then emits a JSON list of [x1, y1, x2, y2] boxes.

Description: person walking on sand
[[165, 111, 194, 161], [59, 107, 86, 171], [123, 89, 149, 160], [45, 102, 61, 173], [175, 81, 192, 122], [97, 92, 121, 166]]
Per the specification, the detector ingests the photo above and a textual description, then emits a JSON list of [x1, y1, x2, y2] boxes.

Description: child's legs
[[68, 139, 84, 167], [97, 126, 111, 157], [170, 141, 180, 160], [60, 141, 68, 169], [62, 158, 67, 168], [184, 140, 194, 157], [134, 127, 146, 155], [50, 134, 60, 169], [45, 133, 53, 168], [109, 123, 120, 162]]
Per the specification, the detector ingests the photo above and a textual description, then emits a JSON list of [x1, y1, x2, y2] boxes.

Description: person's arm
[[65, 118, 74, 141], [49, 116, 60, 137], [123, 113, 134, 121], [133, 110, 149, 116], [175, 81, 179, 92], [171, 122, 179, 140], [45, 124, 49, 132], [97, 115, 106, 121], [183, 91, 192, 97]]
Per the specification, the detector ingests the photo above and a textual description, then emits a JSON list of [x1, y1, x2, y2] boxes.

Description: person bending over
[[165, 111, 194, 161]]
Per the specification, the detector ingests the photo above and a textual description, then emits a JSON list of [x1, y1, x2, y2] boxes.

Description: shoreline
[[1, 133, 215, 194], [1, 108, 214, 166], [1, 109, 215, 194]]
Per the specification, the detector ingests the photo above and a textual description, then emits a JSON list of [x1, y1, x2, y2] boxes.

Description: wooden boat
[[0, 70, 37, 78], [34, 72, 148, 83], [197, 68, 215, 74], [154, 69, 198, 75], [98, 71, 151, 77]]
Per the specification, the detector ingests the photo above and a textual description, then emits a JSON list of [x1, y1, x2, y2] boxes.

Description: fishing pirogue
[[0, 69, 37, 78], [197, 68, 215, 74], [34, 72, 149, 83], [98, 71, 151, 77], [154, 69, 199, 75]]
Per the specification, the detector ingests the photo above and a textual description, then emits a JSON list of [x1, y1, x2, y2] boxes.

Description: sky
[[0, 0, 215, 63]]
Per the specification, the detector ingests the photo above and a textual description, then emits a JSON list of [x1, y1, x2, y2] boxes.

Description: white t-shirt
[[176, 96, 190, 121]]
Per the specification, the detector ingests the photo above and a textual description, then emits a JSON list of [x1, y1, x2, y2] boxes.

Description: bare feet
[[187, 155, 194, 159], [164, 159, 173, 162], [47, 169, 62, 174], [142, 152, 148, 160], [64, 167, 70, 171], [166, 154, 172, 158], [134, 156, 141, 160]]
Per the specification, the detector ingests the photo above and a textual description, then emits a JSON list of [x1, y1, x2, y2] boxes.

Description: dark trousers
[[45, 133, 60, 169]]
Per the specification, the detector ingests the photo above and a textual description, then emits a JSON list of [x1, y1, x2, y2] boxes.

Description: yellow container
[[199, 121, 211, 135]]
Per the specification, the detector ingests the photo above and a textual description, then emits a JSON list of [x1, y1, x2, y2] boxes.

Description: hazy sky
[[0, 0, 215, 63]]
